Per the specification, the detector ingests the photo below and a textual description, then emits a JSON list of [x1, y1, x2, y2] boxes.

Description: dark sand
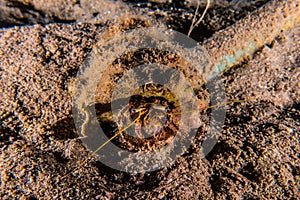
[[0, 0, 299, 199]]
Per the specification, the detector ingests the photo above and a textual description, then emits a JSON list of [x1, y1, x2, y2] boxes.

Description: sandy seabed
[[0, 0, 299, 199]]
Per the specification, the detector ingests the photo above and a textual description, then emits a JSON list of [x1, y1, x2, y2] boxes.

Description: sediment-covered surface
[[1, 0, 299, 199]]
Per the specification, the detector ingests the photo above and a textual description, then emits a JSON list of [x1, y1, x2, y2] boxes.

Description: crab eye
[[131, 108, 137, 113], [164, 106, 170, 111]]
